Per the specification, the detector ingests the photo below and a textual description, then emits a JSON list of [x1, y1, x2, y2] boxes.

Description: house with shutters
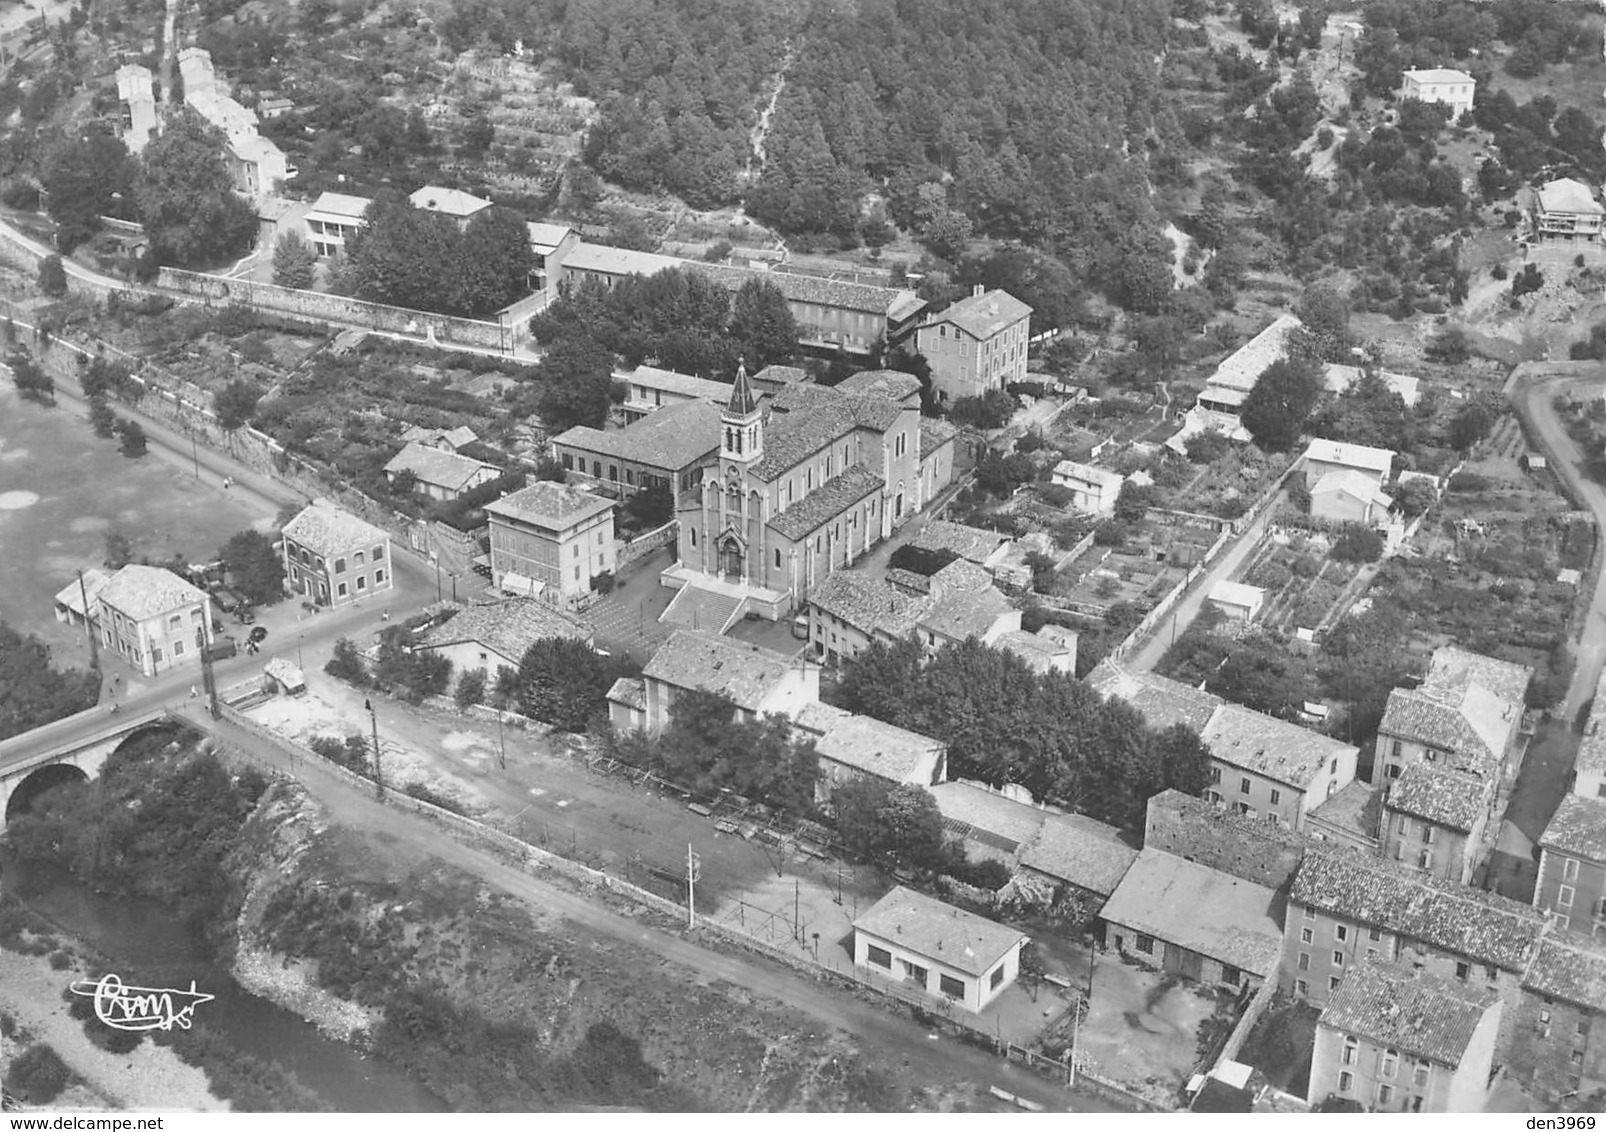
[[914, 286, 1033, 404], [484, 481, 616, 609], [1381, 763, 1496, 886], [93, 564, 216, 678], [606, 629, 818, 734], [383, 442, 501, 502], [1375, 646, 1531, 783], [280, 501, 394, 609], [794, 701, 946, 804]]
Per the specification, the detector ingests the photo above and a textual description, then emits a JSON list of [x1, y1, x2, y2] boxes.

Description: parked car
[[209, 636, 238, 660]]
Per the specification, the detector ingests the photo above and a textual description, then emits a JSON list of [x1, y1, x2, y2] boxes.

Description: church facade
[[664, 366, 943, 619]]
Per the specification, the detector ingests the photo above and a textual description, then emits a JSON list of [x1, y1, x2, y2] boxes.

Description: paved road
[[182, 702, 1124, 1113]]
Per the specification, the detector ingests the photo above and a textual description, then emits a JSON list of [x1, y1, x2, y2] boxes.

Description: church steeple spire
[[722, 357, 763, 463]]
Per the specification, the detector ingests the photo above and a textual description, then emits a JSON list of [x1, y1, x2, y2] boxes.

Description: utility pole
[[431, 554, 442, 603], [200, 634, 219, 719], [365, 698, 384, 799], [686, 842, 700, 929], [189, 426, 200, 480], [76, 568, 98, 665], [496, 706, 507, 770], [794, 877, 801, 943]]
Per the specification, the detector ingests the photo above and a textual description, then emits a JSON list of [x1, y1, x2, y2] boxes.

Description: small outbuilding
[[1208, 580, 1266, 621], [852, 886, 1027, 1013]]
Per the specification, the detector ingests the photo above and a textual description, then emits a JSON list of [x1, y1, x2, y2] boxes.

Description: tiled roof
[[699, 263, 921, 316], [1538, 177, 1603, 216], [308, 191, 372, 219], [1202, 704, 1356, 790], [1309, 780, 1381, 842], [1576, 668, 1606, 781], [1100, 848, 1284, 977], [1321, 959, 1499, 1067], [54, 568, 112, 617], [642, 630, 799, 712], [606, 675, 647, 712], [408, 185, 492, 217], [807, 570, 930, 639], [1538, 793, 1606, 862], [1386, 764, 1489, 833], [750, 364, 810, 391], [926, 289, 1032, 341], [919, 417, 959, 460], [526, 221, 573, 252], [1404, 67, 1474, 84], [1380, 646, 1530, 767], [622, 365, 732, 403], [384, 442, 499, 492], [1052, 460, 1124, 489], [768, 465, 883, 541], [913, 519, 1010, 564], [1429, 645, 1532, 704], [1523, 933, 1606, 1013], [554, 398, 721, 471], [282, 501, 389, 557], [931, 780, 1045, 852], [796, 701, 943, 784], [749, 394, 856, 482], [923, 560, 1015, 643], [400, 424, 479, 449], [485, 481, 614, 529], [1020, 812, 1138, 897], [98, 564, 208, 622], [1209, 580, 1265, 610], [853, 886, 1026, 978], [1211, 313, 1302, 392], [1303, 439, 1394, 477], [836, 369, 923, 402], [419, 599, 590, 663], [1087, 659, 1223, 732], [775, 381, 907, 432], [726, 362, 760, 416], [1291, 849, 1545, 971], [1312, 468, 1393, 510], [995, 628, 1075, 674], [560, 242, 686, 278]]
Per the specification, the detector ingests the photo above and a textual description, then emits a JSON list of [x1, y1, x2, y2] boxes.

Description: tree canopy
[[134, 108, 258, 268], [0, 621, 100, 740], [41, 130, 134, 253], [218, 529, 284, 606], [342, 196, 536, 318], [1241, 357, 1322, 452]]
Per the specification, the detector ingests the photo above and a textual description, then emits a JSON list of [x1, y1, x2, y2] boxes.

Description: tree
[[654, 689, 820, 817], [213, 379, 262, 435], [103, 530, 133, 569], [1394, 477, 1436, 518], [517, 637, 611, 731], [135, 108, 257, 267], [537, 337, 614, 431], [37, 254, 67, 297], [115, 417, 147, 456], [455, 667, 487, 708], [89, 397, 117, 437], [9, 356, 54, 402], [41, 130, 134, 253], [0, 622, 101, 741], [1241, 357, 1321, 451], [272, 230, 317, 289], [218, 529, 284, 605], [1449, 395, 1498, 450], [325, 637, 370, 686], [727, 279, 799, 370], [1331, 524, 1383, 564], [451, 206, 538, 317]]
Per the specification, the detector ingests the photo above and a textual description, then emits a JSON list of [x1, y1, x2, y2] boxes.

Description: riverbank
[[0, 947, 226, 1112]]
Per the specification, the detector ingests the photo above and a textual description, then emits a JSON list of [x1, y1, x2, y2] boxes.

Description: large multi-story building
[[1381, 763, 1495, 886], [913, 286, 1032, 404], [1535, 795, 1606, 938], [1400, 68, 1476, 121], [1375, 646, 1531, 782], [177, 48, 292, 204], [280, 501, 394, 609], [1534, 178, 1605, 243], [94, 565, 216, 678], [485, 481, 616, 609]]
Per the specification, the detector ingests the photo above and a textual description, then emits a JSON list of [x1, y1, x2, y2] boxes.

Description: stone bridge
[[0, 708, 185, 826]]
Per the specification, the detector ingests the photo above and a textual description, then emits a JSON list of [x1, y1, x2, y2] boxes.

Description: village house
[[617, 365, 734, 423], [400, 425, 478, 452], [993, 624, 1078, 675], [407, 185, 493, 226], [280, 500, 394, 609], [1504, 933, 1606, 1102], [94, 564, 215, 678], [484, 481, 616, 608], [908, 519, 1014, 572], [383, 442, 501, 503], [1309, 959, 1502, 1113], [177, 48, 292, 203], [114, 64, 157, 154], [1534, 794, 1606, 938], [303, 190, 372, 258], [553, 398, 721, 511], [794, 701, 946, 805], [1400, 68, 1476, 120], [1302, 439, 1395, 489], [1324, 365, 1421, 408], [1310, 469, 1394, 527], [1086, 659, 1225, 733], [1143, 789, 1308, 891], [1050, 460, 1125, 517], [1179, 313, 1303, 444], [1100, 847, 1284, 991], [913, 286, 1033, 404], [1375, 646, 1532, 782], [1381, 763, 1495, 886], [852, 886, 1028, 1013], [52, 568, 112, 633], [1534, 178, 1605, 243], [526, 221, 579, 305], [1306, 780, 1384, 852], [1207, 580, 1266, 621], [1200, 704, 1359, 831], [1574, 668, 1606, 800], [606, 629, 818, 733], [414, 598, 591, 679]]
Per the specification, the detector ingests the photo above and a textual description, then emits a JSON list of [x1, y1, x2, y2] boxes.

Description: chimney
[[972, 283, 984, 298]]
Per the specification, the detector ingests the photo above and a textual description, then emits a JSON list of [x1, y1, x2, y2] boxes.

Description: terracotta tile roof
[[1087, 659, 1224, 733], [1523, 932, 1606, 1013], [1302, 439, 1395, 478], [1578, 668, 1606, 781], [925, 289, 1032, 341], [1538, 794, 1606, 862], [836, 369, 922, 402], [1386, 764, 1490, 833], [419, 599, 590, 663], [1380, 646, 1530, 767], [1312, 468, 1393, 510], [796, 701, 944, 785], [282, 501, 389, 557], [621, 365, 732, 403], [641, 630, 800, 712], [402, 424, 479, 449], [1020, 811, 1138, 897], [767, 465, 883, 541], [1209, 313, 1302, 393], [912, 519, 1010, 564], [699, 263, 921, 316], [1291, 849, 1545, 971], [1309, 780, 1381, 842], [98, 564, 209, 622], [853, 886, 1026, 977], [1201, 704, 1357, 790], [923, 560, 1015, 643], [553, 398, 721, 471], [750, 396, 855, 483], [1321, 958, 1500, 1067], [1100, 848, 1284, 977], [931, 781, 1046, 853], [807, 571, 930, 639], [485, 481, 614, 529], [1427, 646, 1532, 706], [54, 568, 112, 617], [607, 676, 647, 712], [919, 417, 958, 460], [384, 442, 500, 492]]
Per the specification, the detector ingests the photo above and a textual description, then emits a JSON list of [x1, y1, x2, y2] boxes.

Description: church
[[659, 364, 957, 631]]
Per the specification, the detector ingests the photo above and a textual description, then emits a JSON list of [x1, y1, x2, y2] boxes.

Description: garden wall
[[156, 269, 509, 353], [617, 519, 677, 570]]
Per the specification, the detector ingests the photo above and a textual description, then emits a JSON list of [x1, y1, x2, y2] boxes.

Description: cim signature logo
[[68, 973, 215, 1032]]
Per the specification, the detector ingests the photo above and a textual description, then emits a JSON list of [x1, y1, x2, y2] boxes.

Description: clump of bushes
[[6, 1043, 70, 1105]]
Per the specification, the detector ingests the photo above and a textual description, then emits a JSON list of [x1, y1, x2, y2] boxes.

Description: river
[[0, 849, 448, 1113]]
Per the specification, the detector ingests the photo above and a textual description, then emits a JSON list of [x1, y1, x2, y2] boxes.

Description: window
[[1559, 885, 1575, 909], [990, 966, 1004, 990], [335, 557, 346, 574], [355, 551, 365, 565], [1304, 905, 1316, 920], [375, 569, 385, 584], [1135, 934, 1155, 955], [1570, 1050, 1583, 1066], [1413, 1063, 1429, 1088], [168, 613, 183, 630], [173, 640, 184, 656], [1418, 849, 1432, 869], [1421, 825, 1435, 845], [1455, 961, 1469, 981], [1210, 767, 1222, 784], [337, 582, 348, 597], [1408, 1096, 1424, 1114], [1563, 858, 1580, 882], [1329, 976, 1341, 991], [774, 549, 781, 569], [903, 960, 927, 984], [151, 646, 163, 663], [939, 974, 965, 1000], [690, 528, 697, 548], [1369, 927, 1381, 942], [1342, 1037, 1356, 1065], [1338, 1071, 1353, 1092], [356, 576, 366, 591], [1270, 788, 1281, 805], [866, 945, 892, 969], [1398, 814, 1410, 835], [1296, 979, 1309, 996], [372, 545, 384, 560], [1333, 951, 1345, 966], [1367, 948, 1379, 960], [1222, 965, 1241, 986], [1239, 778, 1251, 795], [1376, 1084, 1393, 1107], [1336, 924, 1348, 943], [1298, 952, 1310, 970]]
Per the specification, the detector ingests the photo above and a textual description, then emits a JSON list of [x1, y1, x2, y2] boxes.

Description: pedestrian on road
[[223, 476, 233, 489], [189, 685, 199, 699]]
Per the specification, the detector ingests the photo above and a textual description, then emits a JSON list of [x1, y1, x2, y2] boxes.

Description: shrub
[[1185, 432, 1230, 464], [48, 949, 70, 969], [1040, 483, 1076, 508], [1331, 525, 1383, 563], [1447, 472, 1492, 493], [324, 637, 370, 686], [7, 1043, 70, 1105], [454, 668, 486, 709]]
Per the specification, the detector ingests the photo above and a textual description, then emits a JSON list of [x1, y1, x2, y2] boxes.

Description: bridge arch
[[4, 762, 89, 824]]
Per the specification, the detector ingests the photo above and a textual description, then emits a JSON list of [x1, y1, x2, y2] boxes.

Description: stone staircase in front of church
[[659, 584, 745, 634]]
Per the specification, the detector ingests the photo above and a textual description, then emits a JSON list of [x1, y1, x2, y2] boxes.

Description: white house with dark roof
[[485, 481, 616, 608], [608, 629, 818, 733], [1401, 68, 1476, 119], [553, 398, 721, 510], [1302, 439, 1395, 488], [414, 598, 591, 680], [94, 565, 215, 677], [1051, 460, 1125, 516], [1376, 646, 1532, 783], [795, 701, 946, 804], [408, 185, 492, 225], [852, 886, 1028, 1013], [1381, 763, 1495, 886], [383, 442, 501, 502], [617, 365, 734, 422], [281, 500, 393, 608], [1100, 847, 1284, 990], [914, 286, 1032, 403], [1310, 958, 1502, 1113], [304, 190, 372, 257], [1311, 469, 1394, 527]]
